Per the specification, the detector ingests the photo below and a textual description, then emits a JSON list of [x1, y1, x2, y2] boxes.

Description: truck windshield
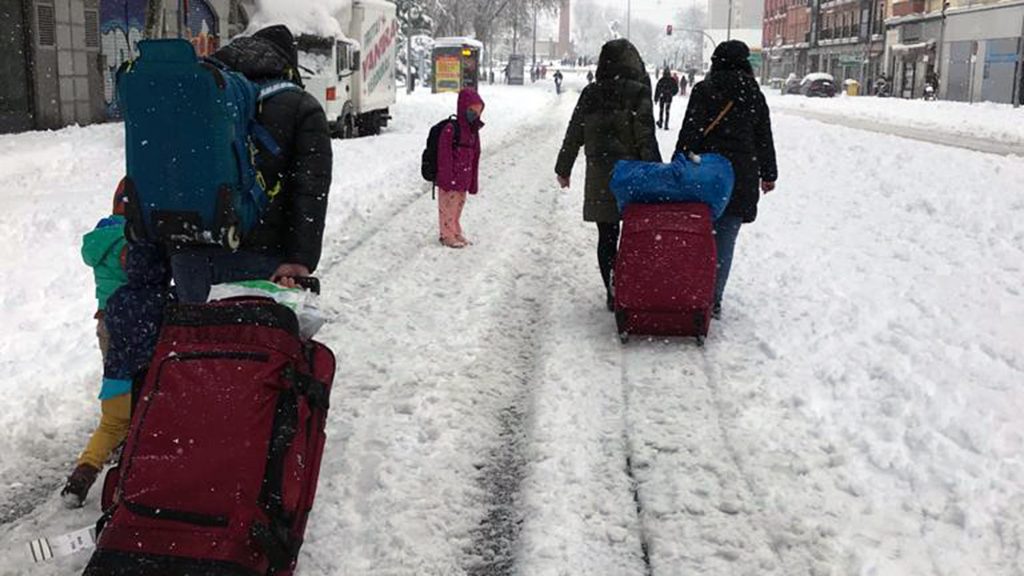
[[296, 34, 333, 77]]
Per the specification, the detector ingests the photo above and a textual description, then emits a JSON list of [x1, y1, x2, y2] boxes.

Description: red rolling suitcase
[[85, 298, 335, 576], [613, 202, 717, 345]]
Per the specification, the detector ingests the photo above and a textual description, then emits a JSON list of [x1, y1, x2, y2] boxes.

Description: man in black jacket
[[676, 40, 777, 318], [170, 25, 333, 302], [654, 67, 679, 129]]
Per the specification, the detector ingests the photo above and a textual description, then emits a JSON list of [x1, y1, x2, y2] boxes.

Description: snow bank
[[769, 92, 1024, 146]]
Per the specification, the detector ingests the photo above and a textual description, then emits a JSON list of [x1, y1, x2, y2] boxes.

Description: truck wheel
[[366, 112, 382, 136], [357, 112, 381, 137], [337, 113, 355, 139]]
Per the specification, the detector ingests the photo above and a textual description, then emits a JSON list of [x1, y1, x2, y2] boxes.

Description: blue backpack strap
[[250, 123, 282, 157], [251, 81, 302, 157], [257, 81, 300, 102]]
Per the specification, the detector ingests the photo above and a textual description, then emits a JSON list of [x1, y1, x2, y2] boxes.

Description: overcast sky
[[599, 0, 704, 27], [534, 0, 705, 39]]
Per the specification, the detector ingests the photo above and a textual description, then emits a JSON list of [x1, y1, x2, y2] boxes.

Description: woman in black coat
[[675, 40, 777, 318], [555, 39, 661, 310]]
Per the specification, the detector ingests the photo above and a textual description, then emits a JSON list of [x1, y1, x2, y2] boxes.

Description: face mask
[[466, 109, 480, 124]]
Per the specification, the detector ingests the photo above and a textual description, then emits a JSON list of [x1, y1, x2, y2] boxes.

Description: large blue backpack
[[116, 39, 299, 250]]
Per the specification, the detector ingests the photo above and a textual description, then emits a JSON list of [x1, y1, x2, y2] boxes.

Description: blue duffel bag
[[609, 152, 735, 220]]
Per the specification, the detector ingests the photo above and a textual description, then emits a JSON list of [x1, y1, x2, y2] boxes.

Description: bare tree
[[677, 4, 708, 68], [573, 0, 615, 59]]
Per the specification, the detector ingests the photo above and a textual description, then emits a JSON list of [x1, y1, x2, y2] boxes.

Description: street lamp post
[[532, 2, 538, 66], [627, 0, 632, 39], [727, 0, 733, 41]]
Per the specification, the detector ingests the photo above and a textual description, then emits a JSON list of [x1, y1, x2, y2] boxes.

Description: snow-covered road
[[1, 79, 1022, 575]]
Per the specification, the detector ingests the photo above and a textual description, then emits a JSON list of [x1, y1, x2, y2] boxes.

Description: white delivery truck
[[294, 0, 398, 138]]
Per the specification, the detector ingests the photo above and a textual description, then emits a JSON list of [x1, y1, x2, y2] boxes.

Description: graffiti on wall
[[100, 0, 146, 117], [184, 0, 219, 57]]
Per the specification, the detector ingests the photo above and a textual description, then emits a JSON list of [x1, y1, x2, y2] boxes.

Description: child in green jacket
[[61, 183, 130, 508], [81, 186, 128, 359]]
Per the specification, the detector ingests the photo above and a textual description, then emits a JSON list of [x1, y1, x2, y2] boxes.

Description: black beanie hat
[[253, 24, 298, 70], [711, 40, 753, 75]]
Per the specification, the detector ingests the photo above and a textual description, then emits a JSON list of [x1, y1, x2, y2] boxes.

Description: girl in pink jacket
[[436, 88, 485, 248]]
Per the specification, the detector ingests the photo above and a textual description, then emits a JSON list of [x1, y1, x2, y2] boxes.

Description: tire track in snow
[[697, 347, 791, 569], [620, 340, 785, 575], [309, 101, 569, 574], [619, 356, 654, 576], [463, 141, 562, 576], [510, 180, 650, 576]]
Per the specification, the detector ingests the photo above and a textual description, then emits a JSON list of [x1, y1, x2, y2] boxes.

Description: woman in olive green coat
[[555, 39, 661, 310]]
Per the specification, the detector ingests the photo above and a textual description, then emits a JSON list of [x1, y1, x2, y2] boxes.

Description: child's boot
[[61, 463, 99, 509]]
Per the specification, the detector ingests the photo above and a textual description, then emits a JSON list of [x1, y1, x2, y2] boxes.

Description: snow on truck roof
[[433, 37, 484, 49], [244, 0, 394, 40]]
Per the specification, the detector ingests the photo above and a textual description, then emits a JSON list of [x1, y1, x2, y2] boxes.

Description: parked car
[[801, 73, 837, 97]]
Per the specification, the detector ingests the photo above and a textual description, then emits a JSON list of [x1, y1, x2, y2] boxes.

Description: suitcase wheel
[[695, 335, 705, 347], [619, 332, 630, 344]]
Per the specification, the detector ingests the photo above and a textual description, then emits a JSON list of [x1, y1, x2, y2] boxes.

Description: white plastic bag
[[207, 280, 326, 340]]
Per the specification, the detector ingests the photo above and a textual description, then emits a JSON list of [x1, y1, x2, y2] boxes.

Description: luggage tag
[[22, 524, 96, 564]]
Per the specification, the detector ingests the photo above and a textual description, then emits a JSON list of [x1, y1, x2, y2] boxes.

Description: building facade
[[1, 0, 245, 134], [883, 0, 944, 98], [810, 0, 886, 86], [883, 0, 1023, 102], [762, 0, 885, 90], [763, 0, 812, 80], [940, 0, 1024, 104]]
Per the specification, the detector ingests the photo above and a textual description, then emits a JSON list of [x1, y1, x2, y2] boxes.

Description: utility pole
[[1016, 14, 1024, 106], [936, 0, 949, 100], [533, 1, 538, 66], [627, 0, 632, 39], [727, 0, 733, 41], [862, 0, 873, 91]]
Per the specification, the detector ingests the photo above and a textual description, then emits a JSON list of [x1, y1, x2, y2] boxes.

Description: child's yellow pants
[[78, 394, 130, 470]]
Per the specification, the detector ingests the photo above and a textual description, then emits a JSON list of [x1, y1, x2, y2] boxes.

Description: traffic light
[[666, 24, 673, 36]]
